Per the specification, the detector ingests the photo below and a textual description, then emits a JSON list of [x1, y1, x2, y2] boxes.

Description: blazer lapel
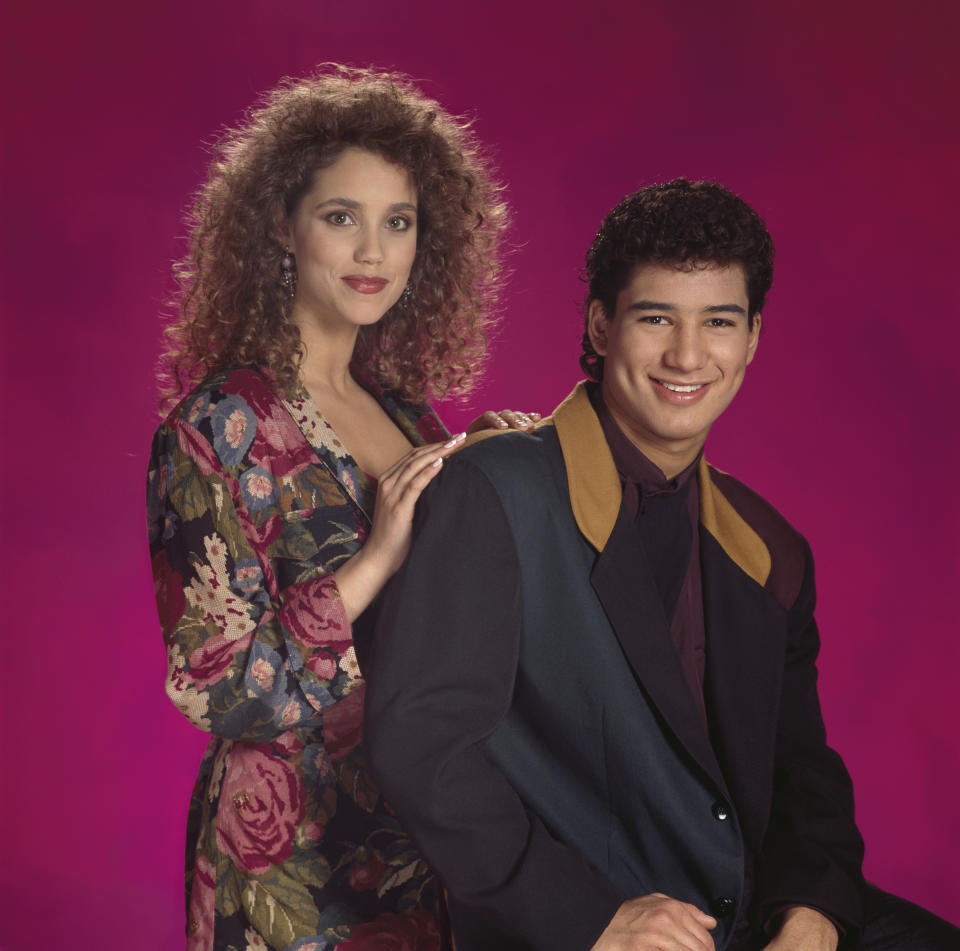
[[550, 385, 727, 789], [591, 503, 728, 793], [698, 467, 786, 842]]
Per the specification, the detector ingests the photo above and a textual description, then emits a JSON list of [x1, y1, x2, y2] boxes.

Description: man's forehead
[[619, 261, 749, 306]]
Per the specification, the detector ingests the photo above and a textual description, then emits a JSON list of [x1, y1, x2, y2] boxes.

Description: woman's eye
[[386, 216, 411, 231], [325, 211, 354, 226]]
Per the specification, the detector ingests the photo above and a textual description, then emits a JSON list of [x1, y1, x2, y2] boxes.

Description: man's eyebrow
[[627, 300, 676, 311], [704, 303, 747, 315], [625, 300, 747, 316]]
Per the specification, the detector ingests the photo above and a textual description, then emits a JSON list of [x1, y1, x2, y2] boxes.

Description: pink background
[[1, 0, 957, 946]]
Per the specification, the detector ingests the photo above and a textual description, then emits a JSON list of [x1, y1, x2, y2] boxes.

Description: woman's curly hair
[[158, 64, 507, 412], [580, 178, 774, 380]]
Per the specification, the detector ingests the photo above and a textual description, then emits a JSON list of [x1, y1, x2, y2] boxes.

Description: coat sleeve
[[755, 540, 865, 938], [365, 458, 625, 951], [147, 418, 360, 742]]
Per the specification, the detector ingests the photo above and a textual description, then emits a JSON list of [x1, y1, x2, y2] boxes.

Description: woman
[[147, 65, 529, 950]]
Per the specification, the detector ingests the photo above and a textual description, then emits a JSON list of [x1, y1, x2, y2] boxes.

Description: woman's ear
[[587, 299, 610, 356]]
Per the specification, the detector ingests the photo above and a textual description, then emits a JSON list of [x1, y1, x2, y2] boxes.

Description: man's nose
[[663, 325, 707, 371]]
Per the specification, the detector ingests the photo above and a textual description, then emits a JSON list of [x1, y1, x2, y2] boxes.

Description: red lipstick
[[342, 276, 388, 294]]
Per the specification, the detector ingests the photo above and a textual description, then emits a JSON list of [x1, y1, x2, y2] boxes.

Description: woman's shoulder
[[164, 365, 282, 427]]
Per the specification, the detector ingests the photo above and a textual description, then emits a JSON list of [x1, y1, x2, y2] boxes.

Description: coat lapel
[[590, 505, 728, 792], [552, 383, 727, 791], [698, 465, 786, 842]]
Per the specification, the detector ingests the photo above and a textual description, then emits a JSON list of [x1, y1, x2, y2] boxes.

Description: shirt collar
[[588, 383, 701, 498]]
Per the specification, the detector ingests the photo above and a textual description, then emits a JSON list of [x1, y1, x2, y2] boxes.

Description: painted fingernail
[[443, 432, 467, 447], [432, 458, 443, 467], [497, 418, 509, 428]]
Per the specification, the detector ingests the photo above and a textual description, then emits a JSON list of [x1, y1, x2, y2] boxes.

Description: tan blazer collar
[[551, 383, 771, 587]]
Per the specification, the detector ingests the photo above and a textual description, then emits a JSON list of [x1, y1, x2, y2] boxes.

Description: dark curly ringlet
[[580, 178, 774, 381], [158, 64, 508, 412]]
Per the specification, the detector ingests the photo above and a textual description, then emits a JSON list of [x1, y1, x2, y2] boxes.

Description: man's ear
[[746, 313, 762, 365], [587, 300, 610, 356]]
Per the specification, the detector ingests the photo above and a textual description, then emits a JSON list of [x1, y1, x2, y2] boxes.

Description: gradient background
[[1, 0, 958, 946]]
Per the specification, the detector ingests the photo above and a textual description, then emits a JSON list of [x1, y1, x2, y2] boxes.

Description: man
[[364, 181, 957, 950]]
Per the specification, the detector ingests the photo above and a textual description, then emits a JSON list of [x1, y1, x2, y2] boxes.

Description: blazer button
[[711, 800, 730, 821], [711, 896, 735, 918]]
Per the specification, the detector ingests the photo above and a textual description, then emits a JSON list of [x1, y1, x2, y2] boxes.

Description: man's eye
[[641, 315, 667, 324], [707, 318, 735, 327]]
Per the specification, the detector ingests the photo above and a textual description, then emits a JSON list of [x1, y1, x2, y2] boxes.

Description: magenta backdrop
[[1, 0, 957, 946]]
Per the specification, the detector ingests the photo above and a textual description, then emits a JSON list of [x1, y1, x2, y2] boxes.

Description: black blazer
[[366, 384, 864, 950]]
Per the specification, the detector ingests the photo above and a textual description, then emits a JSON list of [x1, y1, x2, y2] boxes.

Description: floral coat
[[147, 365, 449, 951]]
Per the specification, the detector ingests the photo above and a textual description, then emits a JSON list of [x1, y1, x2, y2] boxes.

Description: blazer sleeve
[[147, 418, 358, 742], [365, 458, 625, 950], [755, 540, 865, 938]]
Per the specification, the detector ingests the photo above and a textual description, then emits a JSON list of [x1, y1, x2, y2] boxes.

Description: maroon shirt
[[591, 387, 709, 727]]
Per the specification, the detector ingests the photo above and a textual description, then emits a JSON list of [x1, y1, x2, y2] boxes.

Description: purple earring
[[281, 248, 297, 298]]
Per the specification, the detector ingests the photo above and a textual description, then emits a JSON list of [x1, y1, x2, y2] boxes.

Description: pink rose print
[[223, 408, 248, 449], [273, 732, 304, 755], [305, 648, 338, 681], [281, 576, 351, 649], [279, 698, 304, 728], [416, 414, 446, 444], [152, 549, 185, 636], [188, 634, 247, 688], [348, 851, 385, 892], [215, 745, 305, 874], [177, 420, 221, 476], [337, 909, 442, 951], [245, 472, 274, 501], [300, 819, 325, 844], [248, 401, 317, 479], [322, 687, 364, 761], [249, 657, 276, 692], [186, 854, 216, 951]]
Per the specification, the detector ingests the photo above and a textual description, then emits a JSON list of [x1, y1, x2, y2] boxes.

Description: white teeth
[[660, 381, 703, 393]]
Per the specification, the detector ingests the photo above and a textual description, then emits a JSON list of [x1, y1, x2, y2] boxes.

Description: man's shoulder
[[705, 464, 810, 609], [430, 423, 568, 517], [457, 422, 563, 473]]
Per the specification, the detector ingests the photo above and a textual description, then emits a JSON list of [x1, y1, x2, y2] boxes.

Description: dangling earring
[[399, 283, 413, 304], [280, 248, 297, 298]]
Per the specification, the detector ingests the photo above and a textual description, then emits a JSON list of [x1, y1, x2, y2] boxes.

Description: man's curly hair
[[158, 64, 507, 412], [580, 179, 774, 381]]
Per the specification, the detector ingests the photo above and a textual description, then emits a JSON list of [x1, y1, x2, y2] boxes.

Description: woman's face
[[285, 147, 418, 336]]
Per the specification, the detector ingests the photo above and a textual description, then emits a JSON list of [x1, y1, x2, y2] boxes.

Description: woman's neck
[[294, 314, 360, 397]]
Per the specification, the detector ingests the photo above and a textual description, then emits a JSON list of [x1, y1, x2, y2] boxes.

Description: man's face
[[588, 261, 761, 477]]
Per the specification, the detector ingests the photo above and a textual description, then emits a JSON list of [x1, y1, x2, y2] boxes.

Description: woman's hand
[[466, 409, 541, 434], [333, 433, 467, 620]]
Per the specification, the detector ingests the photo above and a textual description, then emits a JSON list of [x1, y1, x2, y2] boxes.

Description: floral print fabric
[[147, 366, 448, 951]]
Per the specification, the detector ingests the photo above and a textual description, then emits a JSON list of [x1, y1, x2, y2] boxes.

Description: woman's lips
[[342, 276, 389, 294]]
